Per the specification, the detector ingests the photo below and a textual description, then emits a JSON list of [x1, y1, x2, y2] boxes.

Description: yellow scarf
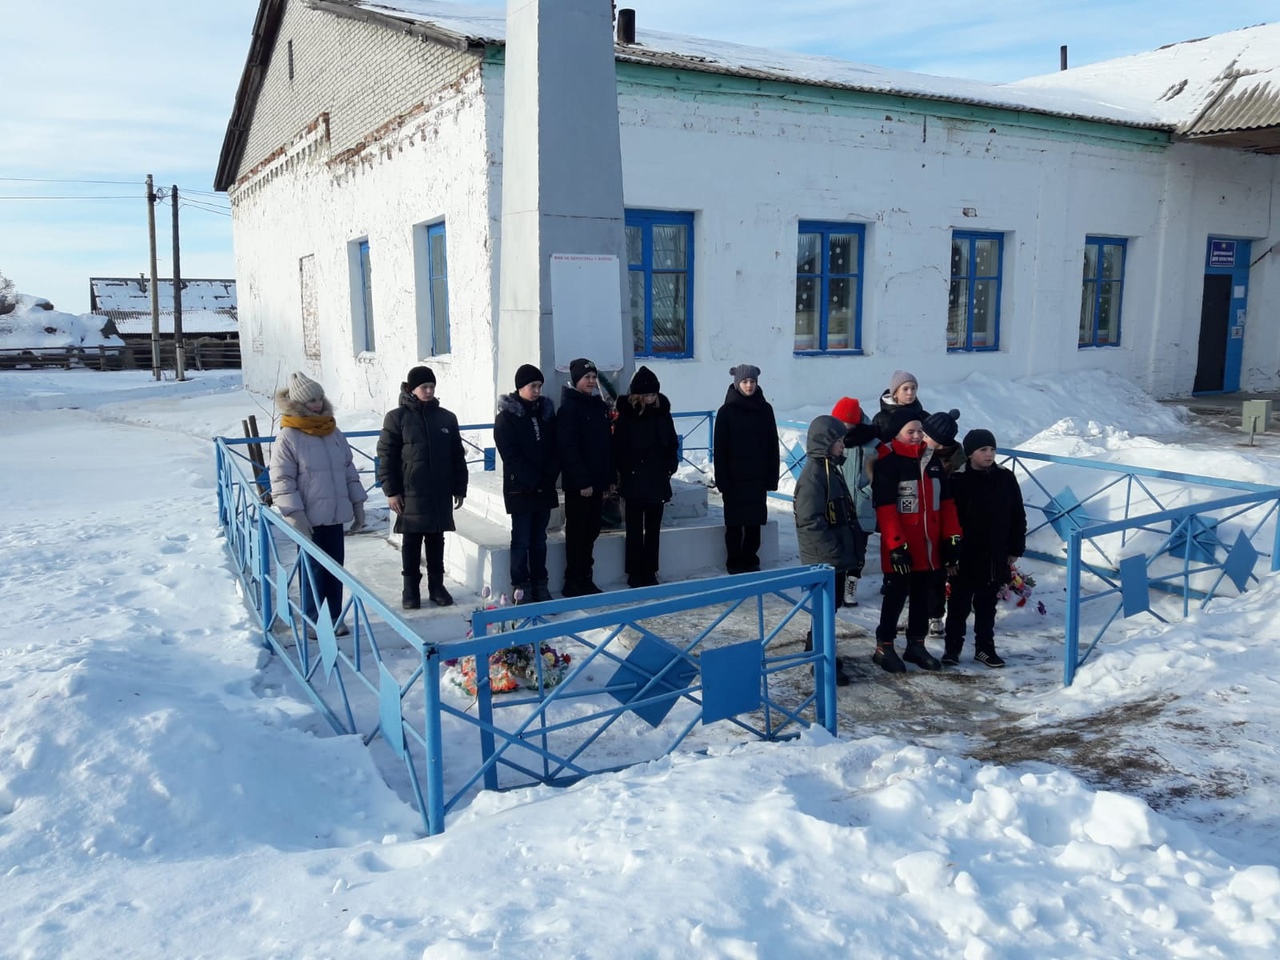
[[280, 414, 337, 437]]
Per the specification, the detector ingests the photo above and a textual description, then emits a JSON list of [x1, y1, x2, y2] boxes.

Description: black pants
[[401, 531, 446, 589], [509, 508, 551, 587], [944, 578, 1001, 654], [876, 569, 942, 644], [624, 500, 664, 584], [304, 523, 346, 623], [724, 524, 762, 573], [563, 489, 603, 587]]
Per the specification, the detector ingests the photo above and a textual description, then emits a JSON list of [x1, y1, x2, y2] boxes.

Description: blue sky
[[1, 0, 1275, 315]]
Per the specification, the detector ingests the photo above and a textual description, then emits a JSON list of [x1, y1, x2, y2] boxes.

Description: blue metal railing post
[[422, 648, 447, 835], [257, 508, 273, 642], [473, 619, 499, 791], [1272, 492, 1280, 572], [814, 567, 837, 732], [1064, 530, 1082, 686]]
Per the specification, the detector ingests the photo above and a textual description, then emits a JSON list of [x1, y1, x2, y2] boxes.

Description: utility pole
[[145, 174, 161, 380], [171, 184, 187, 380]]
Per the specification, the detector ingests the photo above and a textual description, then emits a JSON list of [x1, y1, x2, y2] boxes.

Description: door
[[1193, 238, 1251, 395]]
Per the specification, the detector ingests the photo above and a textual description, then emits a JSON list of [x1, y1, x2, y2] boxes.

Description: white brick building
[[215, 0, 1280, 421]]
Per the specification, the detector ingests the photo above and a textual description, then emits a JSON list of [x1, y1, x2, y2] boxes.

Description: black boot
[[873, 643, 906, 674], [903, 640, 941, 671], [805, 630, 851, 687], [402, 573, 422, 610], [531, 581, 553, 603], [427, 583, 454, 607]]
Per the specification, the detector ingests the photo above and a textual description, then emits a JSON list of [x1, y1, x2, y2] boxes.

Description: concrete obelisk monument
[[496, 0, 632, 401]]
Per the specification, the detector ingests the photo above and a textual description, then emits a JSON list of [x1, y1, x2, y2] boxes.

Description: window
[[1079, 237, 1126, 347], [299, 254, 320, 364], [795, 221, 865, 353], [413, 221, 450, 356], [948, 232, 1003, 351], [350, 238, 375, 353], [625, 210, 693, 358]]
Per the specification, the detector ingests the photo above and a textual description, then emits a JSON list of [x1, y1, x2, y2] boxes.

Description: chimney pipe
[[1060, 44, 1068, 71], [617, 8, 636, 45]]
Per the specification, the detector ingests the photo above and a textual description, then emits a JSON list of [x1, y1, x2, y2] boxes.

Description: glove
[[453, 495, 465, 510], [284, 513, 312, 539], [348, 501, 366, 535], [889, 544, 912, 575], [943, 535, 962, 568]]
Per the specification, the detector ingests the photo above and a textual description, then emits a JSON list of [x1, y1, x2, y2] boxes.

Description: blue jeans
[[303, 523, 345, 624], [510, 508, 551, 586]]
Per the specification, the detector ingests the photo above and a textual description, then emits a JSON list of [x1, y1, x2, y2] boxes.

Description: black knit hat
[[406, 365, 436, 390], [922, 409, 961, 447], [963, 428, 997, 456], [884, 406, 924, 442], [514, 363, 544, 390], [569, 358, 597, 386], [629, 365, 660, 394]]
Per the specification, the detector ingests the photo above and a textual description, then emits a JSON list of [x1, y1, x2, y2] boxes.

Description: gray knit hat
[[730, 363, 761, 383], [888, 370, 918, 395], [287, 371, 324, 404]]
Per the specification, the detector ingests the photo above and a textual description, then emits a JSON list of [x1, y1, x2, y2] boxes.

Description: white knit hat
[[288, 371, 324, 404]]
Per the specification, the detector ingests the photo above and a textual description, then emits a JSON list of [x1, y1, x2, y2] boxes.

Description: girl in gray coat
[[792, 414, 858, 685], [270, 372, 367, 634]]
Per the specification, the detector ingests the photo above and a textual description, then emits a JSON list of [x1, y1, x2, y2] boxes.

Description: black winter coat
[[613, 393, 679, 505], [871, 392, 924, 442], [793, 416, 859, 570], [557, 385, 614, 493], [494, 392, 560, 514], [377, 388, 468, 534], [949, 463, 1027, 585], [713, 385, 779, 527]]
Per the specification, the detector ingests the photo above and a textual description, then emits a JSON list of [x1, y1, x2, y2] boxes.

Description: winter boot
[[903, 640, 942, 671], [427, 584, 454, 607], [940, 644, 963, 667], [402, 573, 422, 610], [872, 643, 906, 674], [928, 618, 945, 638], [844, 576, 859, 607], [975, 648, 1006, 669], [531, 581, 553, 603], [805, 630, 851, 686]]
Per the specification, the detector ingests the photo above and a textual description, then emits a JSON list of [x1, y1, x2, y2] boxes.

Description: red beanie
[[831, 397, 862, 424]]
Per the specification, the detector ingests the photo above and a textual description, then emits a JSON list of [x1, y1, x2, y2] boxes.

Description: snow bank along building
[[215, 0, 1280, 425]]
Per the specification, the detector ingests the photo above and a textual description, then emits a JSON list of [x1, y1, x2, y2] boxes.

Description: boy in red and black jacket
[[870, 408, 962, 673]]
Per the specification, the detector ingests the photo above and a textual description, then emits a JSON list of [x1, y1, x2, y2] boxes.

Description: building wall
[[227, 14, 1280, 425], [228, 2, 498, 423]]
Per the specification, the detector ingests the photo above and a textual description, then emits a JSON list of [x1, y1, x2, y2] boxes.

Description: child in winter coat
[[714, 363, 780, 574], [870, 407, 962, 673], [270, 372, 368, 635], [793, 415, 859, 686], [378, 366, 468, 609], [830, 397, 880, 605], [923, 409, 964, 637], [871, 370, 925, 442], [557, 357, 615, 597], [613, 365, 679, 588], [494, 363, 560, 603], [943, 429, 1027, 668]]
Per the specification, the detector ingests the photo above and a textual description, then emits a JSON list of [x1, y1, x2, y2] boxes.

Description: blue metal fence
[[999, 450, 1280, 685], [215, 434, 834, 836]]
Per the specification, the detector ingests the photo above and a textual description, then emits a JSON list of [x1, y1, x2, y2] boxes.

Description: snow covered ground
[[2, 368, 1279, 958]]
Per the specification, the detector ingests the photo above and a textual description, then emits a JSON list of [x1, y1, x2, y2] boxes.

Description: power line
[[0, 195, 138, 200], [177, 186, 229, 199], [0, 176, 140, 185], [179, 200, 232, 218], [181, 196, 231, 211]]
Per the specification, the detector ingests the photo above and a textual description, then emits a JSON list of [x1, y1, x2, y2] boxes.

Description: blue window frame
[[948, 231, 1002, 351], [425, 222, 450, 355], [795, 221, 864, 354], [625, 210, 694, 358], [1080, 236, 1126, 348], [350, 237, 375, 353]]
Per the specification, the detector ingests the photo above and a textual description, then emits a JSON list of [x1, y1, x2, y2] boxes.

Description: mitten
[[889, 544, 912, 575], [943, 535, 962, 568], [285, 513, 312, 539], [348, 501, 366, 535]]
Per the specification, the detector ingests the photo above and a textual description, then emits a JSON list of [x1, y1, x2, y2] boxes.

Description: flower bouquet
[[444, 643, 572, 697], [999, 564, 1046, 615]]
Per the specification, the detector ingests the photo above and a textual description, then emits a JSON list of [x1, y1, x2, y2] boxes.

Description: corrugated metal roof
[[1185, 74, 1280, 135]]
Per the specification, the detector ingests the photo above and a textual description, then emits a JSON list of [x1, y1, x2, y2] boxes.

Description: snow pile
[[0, 292, 122, 350], [2, 368, 1280, 957]]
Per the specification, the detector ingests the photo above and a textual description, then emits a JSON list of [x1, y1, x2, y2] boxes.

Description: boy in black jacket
[[942, 429, 1027, 668]]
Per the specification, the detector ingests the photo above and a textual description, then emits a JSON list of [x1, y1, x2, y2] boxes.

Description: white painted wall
[[228, 28, 1279, 425]]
